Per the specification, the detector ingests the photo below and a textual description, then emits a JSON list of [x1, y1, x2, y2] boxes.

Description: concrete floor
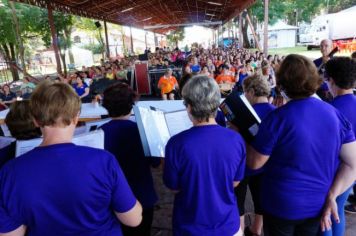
[[150, 168, 356, 236]]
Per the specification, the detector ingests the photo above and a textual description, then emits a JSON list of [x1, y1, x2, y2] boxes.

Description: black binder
[[219, 91, 261, 143]]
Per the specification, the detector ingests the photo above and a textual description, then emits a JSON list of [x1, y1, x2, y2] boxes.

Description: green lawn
[[262, 46, 352, 60]]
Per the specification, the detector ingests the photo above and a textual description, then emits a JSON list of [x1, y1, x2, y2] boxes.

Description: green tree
[[166, 28, 185, 48]]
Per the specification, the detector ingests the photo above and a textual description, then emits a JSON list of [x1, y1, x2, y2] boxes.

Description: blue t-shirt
[[190, 64, 201, 73], [0, 92, 16, 102], [330, 94, 356, 134], [73, 84, 88, 97], [245, 103, 276, 176], [101, 120, 159, 208], [164, 125, 246, 236], [252, 97, 355, 220], [0, 143, 136, 236]]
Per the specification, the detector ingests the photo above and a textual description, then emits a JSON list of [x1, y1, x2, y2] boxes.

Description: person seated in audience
[[106, 67, 115, 80], [163, 75, 246, 236], [0, 81, 142, 236], [101, 83, 160, 236], [0, 100, 42, 169], [200, 66, 214, 79], [190, 57, 201, 74], [321, 57, 356, 235], [245, 54, 356, 236], [116, 64, 128, 82], [73, 76, 90, 103], [261, 60, 276, 102], [20, 77, 36, 99], [235, 74, 276, 236], [0, 84, 16, 107], [216, 65, 235, 84], [158, 68, 178, 100]]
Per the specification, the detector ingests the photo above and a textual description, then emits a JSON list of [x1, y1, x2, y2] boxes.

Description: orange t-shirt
[[158, 76, 178, 94], [216, 74, 235, 84]]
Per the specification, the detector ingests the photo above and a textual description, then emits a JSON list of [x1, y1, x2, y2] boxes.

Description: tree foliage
[[166, 28, 185, 48]]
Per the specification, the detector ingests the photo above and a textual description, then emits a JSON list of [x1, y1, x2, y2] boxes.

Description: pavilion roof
[[15, 0, 256, 33]]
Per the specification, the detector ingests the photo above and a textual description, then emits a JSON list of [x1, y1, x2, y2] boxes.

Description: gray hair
[[182, 75, 221, 122]]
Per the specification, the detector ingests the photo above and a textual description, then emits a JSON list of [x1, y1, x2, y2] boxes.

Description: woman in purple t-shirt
[[246, 55, 356, 236]]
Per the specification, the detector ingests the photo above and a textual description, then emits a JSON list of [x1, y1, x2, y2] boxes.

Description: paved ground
[[150, 168, 356, 236]]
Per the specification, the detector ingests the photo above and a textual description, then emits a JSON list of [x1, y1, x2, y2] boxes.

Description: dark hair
[[103, 83, 138, 117], [276, 54, 322, 99], [352, 51, 356, 59], [325, 57, 356, 89], [5, 100, 42, 140]]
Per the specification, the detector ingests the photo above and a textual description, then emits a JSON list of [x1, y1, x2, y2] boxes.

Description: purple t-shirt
[[245, 103, 276, 176], [164, 125, 246, 236], [101, 120, 159, 208], [331, 94, 356, 134], [252, 97, 355, 220], [73, 83, 88, 97], [0, 143, 136, 236]]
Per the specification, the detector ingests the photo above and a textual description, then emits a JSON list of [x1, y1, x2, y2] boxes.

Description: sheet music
[[79, 103, 108, 118], [136, 100, 185, 112], [240, 94, 261, 123], [15, 138, 42, 157], [0, 136, 16, 149], [1, 124, 11, 137], [15, 130, 105, 157], [0, 109, 9, 120], [134, 106, 170, 157], [164, 110, 192, 136], [73, 129, 105, 149], [85, 118, 111, 132]]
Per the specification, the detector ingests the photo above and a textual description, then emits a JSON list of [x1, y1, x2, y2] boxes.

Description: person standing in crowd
[[73, 76, 90, 102], [0, 81, 142, 236], [320, 57, 356, 236], [101, 83, 160, 236], [163, 76, 246, 236], [314, 39, 334, 101], [235, 74, 276, 236], [0, 100, 42, 169], [246, 54, 356, 236], [158, 68, 178, 100]]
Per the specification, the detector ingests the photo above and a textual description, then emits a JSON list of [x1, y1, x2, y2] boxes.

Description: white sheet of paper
[[85, 118, 111, 132], [0, 109, 9, 120], [73, 129, 104, 149], [164, 110, 192, 136], [1, 124, 11, 137], [0, 136, 16, 149], [79, 103, 108, 118], [136, 100, 185, 112], [15, 130, 105, 157], [134, 106, 171, 157]]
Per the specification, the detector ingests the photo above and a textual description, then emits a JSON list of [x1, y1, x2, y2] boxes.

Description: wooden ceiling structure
[[14, 0, 256, 33], [13, 0, 256, 74]]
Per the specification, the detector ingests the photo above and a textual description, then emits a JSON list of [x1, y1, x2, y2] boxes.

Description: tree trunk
[[3, 43, 20, 81], [9, 1, 27, 75], [242, 14, 251, 48], [68, 49, 75, 65]]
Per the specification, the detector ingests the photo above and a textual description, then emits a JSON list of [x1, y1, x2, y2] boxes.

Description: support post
[[129, 26, 134, 54], [104, 21, 110, 59], [47, 2, 62, 74], [263, 0, 269, 55], [239, 12, 243, 48], [246, 13, 262, 51], [144, 31, 148, 50]]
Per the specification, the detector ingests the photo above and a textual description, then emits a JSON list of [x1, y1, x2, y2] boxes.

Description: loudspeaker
[[95, 21, 102, 28]]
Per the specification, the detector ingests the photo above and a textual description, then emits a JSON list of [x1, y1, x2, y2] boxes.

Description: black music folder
[[219, 91, 261, 143]]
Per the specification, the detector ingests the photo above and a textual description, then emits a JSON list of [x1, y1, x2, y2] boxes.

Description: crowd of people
[[0, 40, 355, 236]]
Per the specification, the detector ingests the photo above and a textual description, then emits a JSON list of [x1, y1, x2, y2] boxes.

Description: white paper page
[[73, 129, 104, 149], [85, 118, 111, 132], [0, 109, 9, 120], [136, 100, 185, 112], [80, 103, 108, 118], [1, 124, 11, 137], [0, 136, 16, 149], [15, 138, 42, 157], [74, 126, 87, 136], [164, 110, 193, 136], [134, 106, 170, 157]]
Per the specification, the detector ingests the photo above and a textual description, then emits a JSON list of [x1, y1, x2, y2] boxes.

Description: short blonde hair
[[30, 81, 81, 127], [243, 74, 271, 97]]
